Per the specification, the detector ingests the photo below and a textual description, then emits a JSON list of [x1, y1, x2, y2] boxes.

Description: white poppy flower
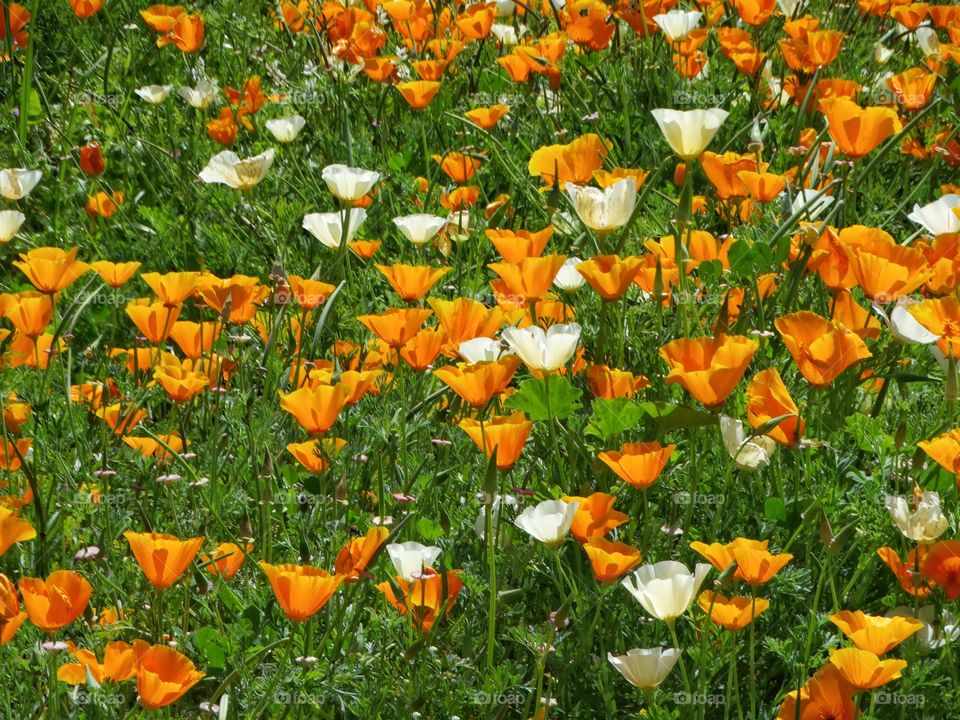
[[458, 337, 512, 364], [553, 257, 586, 292], [501, 323, 581, 372], [321, 164, 380, 202], [265, 115, 306, 143], [907, 195, 960, 236], [514, 499, 579, 548], [393, 214, 447, 247], [608, 647, 680, 690], [199, 149, 275, 190], [652, 11, 701, 43], [0, 169, 42, 201], [719, 416, 775, 472], [177, 80, 218, 109], [884, 492, 949, 543], [302, 208, 367, 249], [651, 108, 729, 160], [386, 541, 442, 582], [621, 561, 711, 623], [873, 300, 940, 345], [0, 210, 25, 242], [565, 179, 636, 235], [887, 606, 959, 654], [135, 85, 174, 104], [475, 494, 518, 539]]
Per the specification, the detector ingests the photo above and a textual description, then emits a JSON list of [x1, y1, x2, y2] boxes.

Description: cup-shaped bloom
[[608, 647, 679, 690], [486, 227, 553, 262], [279, 384, 348, 435], [884, 491, 948, 543], [286, 437, 347, 472], [259, 562, 346, 622], [334, 526, 389, 581], [691, 537, 791, 585], [387, 542, 442, 583], [659, 334, 758, 407], [583, 537, 642, 582], [458, 413, 533, 470], [153, 360, 209, 403], [0, 210, 25, 243], [201, 542, 251, 580], [829, 610, 924, 656], [778, 665, 857, 720], [357, 307, 433, 348], [775, 311, 871, 387], [13, 247, 88, 294], [821, 98, 902, 158], [501, 323, 581, 372], [553, 256, 587, 292], [565, 179, 637, 236], [514, 499, 580, 548], [18, 570, 92, 632], [0, 573, 28, 645], [177, 79, 217, 108], [393, 214, 447, 247], [745, 367, 803, 445], [921, 540, 960, 600], [0, 168, 42, 200], [651, 108, 729, 160], [576, 254, 644, 300], [842, 230, 931, 302], [0, 506, 36, 557], [698, 591, 769, 631], [433, 357, 521, 407], [622, 561, 711, 623], [396, 80, 441, 109], [886, 605, 959, 654], [918, 428, 960, 475], [126, 300, 181, 343], [135, 85, 173, 104], [828, 648, 907, 690], [198, 149, 274, 189], [321, 164, 380, 202], [375, 264, 450, 301], [652, 10, 701, 41], [377, 569, 464, 631], [908, 195, 960, 237], [561, 492, 628, 542], [586, 364, 650, 399], [265, 115, 306, 143], [457, 337, 512, 364], [132, 640, 205, 710], [0, 291, 52, 337], [124, 531, 204, 589], [598, 442, 675, 490], [488, 254, 567, 302], [58, 641, 136, 685], [303, 208, 367, 249]]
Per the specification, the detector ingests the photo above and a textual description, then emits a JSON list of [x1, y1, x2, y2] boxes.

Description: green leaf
[[585, 398, 646, 440], [505, 376, 582, 421], [635, 402, 718, 433], [194, 627, 227, 669], [415, 517, 444, 541], [764, 497, 787, 523]]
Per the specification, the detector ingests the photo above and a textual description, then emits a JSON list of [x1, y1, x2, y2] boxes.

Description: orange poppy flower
[[141, 271, 199, 307], [400, 328, 446, 369], [777, 664, 856, 720], [79, 142, 105, 175], [692, 537, 791, 585], [576, 255, 644, 301], [287, 276, 336, 310], [887, 67, 937, 111], [95, 402, 147, 435], [485, 227, 553, 262], [376, 264, 451, 301], [90, 260, 141, 288], [0, 438, 30, 472], [349, 239, 382, 259], [829, 610, 924, 655], [153, 359, 209, 402], [780, 29, 844, 74], [335, 527, 390, 581], [259, 562, 346, 622], [157, 12, 204, 52], [0, 2, 31, 49], [376, 569, 464, 632], [528, 133, 609, 187], [921, 540, 960, 600], [659, 334, 758, 407], [585, 364, 649, 399], [701, 151, 762, 200], [876, 546, 934, 597], [458, 412, 533, 470], [201, 542, 251, 580], [126, 299, 181, 343], [0, 505, 35, 557], [908, 296, 960, 358], [140, 5, 185, 33], [122, 432, 186, 460], [465, 104, 509, 130], [841, 227, 931, 301], [562, 492, 629, 542], [830, 289, 881, 340], [279, 384, 348, 435], [397, 80, 441, 109], [737, 171, 787, 202], [918, 428, 960, 476], [357, 307, 433, 347], [207, 108, 238, 146], [132, 640, 205, 710], [58, 641, 136, 684], [433, 357, 521, 408], [433, 152, 482, 184], [775, 311, 871, 387], [582, 537, 642, 582], [730, 0, 775, 24], [168, 320, 220, 360], [286, 437, 347, 472], [0, 291, 53, 337], [593, 167, 649, 191], [598, 442, 674, 490], [85, 190, 124, 219], [124, 531, 204, 590], [821, 98, 902, 158], [746, 368, 804, 444], [488, 254, 567, 302], [828, 648, 906, 690], [18, 570, 92, 632], [14, 247, 89, 294], [698, 591, 770, 631], [195, 275, 269, 325], [0, 573, 27, 645]]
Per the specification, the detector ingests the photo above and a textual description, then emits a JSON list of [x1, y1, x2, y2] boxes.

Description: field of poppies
[[1, 0, 960, 718]]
